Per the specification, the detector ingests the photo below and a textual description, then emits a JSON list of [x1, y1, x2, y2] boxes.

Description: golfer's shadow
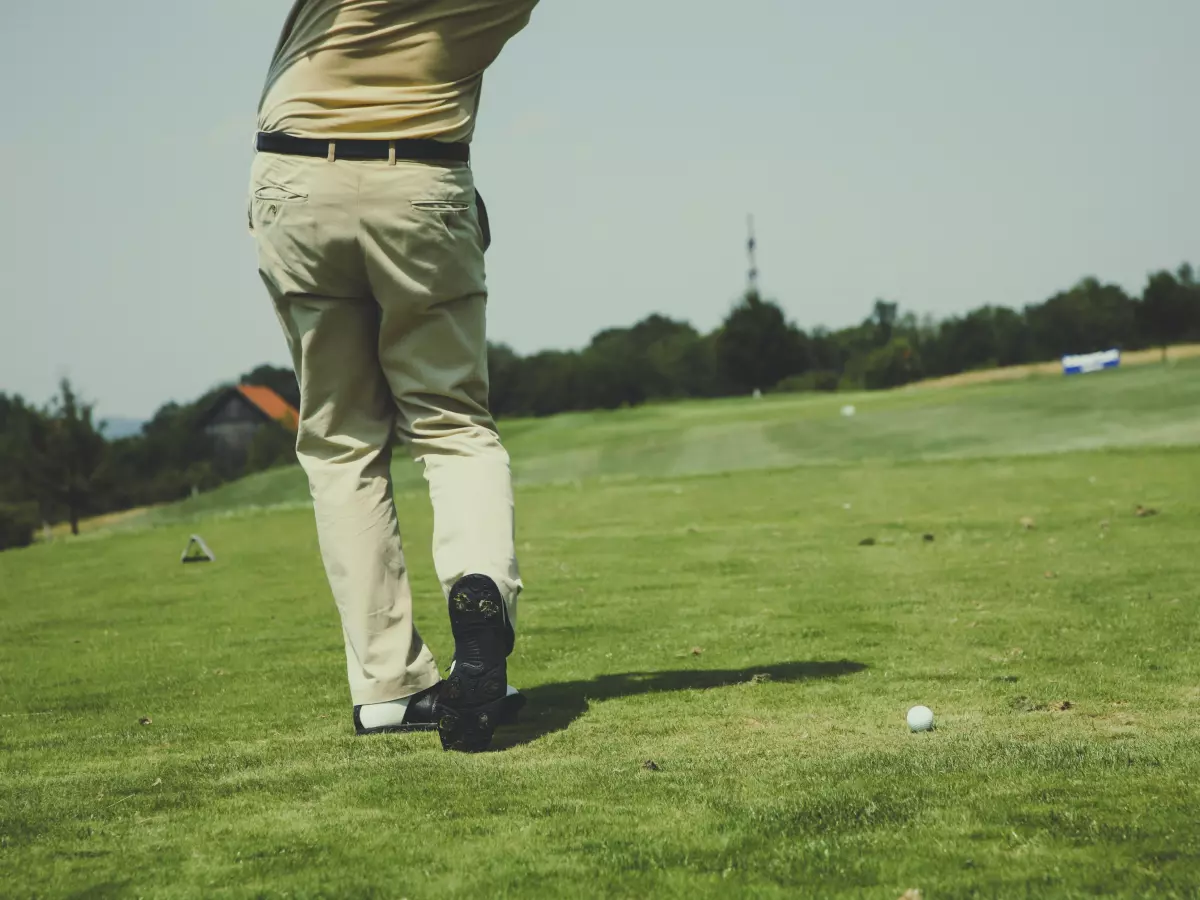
[[492, 660, 867, 749]]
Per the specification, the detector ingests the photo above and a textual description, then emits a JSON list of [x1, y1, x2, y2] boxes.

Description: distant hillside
[[137, 353, 1200, 528], [912, 343, 1200, 390]]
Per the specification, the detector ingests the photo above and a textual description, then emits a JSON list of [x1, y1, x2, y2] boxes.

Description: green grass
[[149, 358, 1200, 525], [3, 363, 1200, 898]]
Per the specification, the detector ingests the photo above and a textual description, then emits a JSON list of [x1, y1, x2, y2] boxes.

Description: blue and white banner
[[1062, 349, 1121, 375]]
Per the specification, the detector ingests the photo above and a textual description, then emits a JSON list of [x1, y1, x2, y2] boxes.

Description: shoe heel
[[438, 695, 505, 753]]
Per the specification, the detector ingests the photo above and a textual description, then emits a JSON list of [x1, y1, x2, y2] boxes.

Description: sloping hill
[[146, 356, 1200, 525]]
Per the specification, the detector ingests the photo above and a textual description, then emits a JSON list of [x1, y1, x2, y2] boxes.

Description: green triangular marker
[[181, 535, 215, 564]]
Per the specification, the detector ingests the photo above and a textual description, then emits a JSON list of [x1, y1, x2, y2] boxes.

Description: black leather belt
[[256, 131, 470, 163]]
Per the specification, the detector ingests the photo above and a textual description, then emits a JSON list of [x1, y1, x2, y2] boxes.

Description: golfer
[[249, 0, 537, 752]]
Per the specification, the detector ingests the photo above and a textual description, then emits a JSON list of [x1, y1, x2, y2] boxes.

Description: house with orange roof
[[199, 384, 300, 472]]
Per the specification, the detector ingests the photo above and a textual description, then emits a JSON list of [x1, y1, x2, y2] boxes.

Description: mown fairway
[[2, 363, 1199, 898]]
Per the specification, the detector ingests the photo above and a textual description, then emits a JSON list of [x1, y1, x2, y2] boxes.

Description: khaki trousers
[[249, 150, 521, 706]]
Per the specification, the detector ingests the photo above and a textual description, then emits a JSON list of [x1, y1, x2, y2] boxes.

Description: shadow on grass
[[493, 659, 867, 750]]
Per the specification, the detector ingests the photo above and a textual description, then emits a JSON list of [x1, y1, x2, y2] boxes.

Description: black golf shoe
[[353, 683, 440, 735], [353, 682, 524, 736], [437, 574, 513, 752]]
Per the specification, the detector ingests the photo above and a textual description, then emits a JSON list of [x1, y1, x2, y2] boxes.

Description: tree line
[[0, 365, 299, 550], [486, 263, 1198, 416], [1, 263, 1197, 550]]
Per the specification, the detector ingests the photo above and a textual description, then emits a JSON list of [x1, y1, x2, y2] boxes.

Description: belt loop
[[327, 142, 336, 162], [388, 141, 397, 166]]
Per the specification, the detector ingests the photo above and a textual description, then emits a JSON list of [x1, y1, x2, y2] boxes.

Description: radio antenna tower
[[746, 215, 759, 297]]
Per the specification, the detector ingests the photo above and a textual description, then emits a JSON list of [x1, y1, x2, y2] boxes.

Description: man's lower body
[[249, 145, 521, 751]]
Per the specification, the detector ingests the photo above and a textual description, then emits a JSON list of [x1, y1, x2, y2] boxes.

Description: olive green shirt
[[258, 0, 538, 141]]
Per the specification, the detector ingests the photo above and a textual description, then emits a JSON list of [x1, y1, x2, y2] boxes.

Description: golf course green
[[2, 361, 1198, 898]]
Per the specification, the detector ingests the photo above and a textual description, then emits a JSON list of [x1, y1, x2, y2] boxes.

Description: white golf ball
[[907, 705, 935, 732]]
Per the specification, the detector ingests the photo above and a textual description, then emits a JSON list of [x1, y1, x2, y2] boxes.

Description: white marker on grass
[[907, 705, 935, 732]]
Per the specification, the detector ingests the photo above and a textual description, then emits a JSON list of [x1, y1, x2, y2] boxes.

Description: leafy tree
[[509, 351, 585, 417], [0, 502, 38, 551], [585, 315, 709, 406], [15, 380, 108, 535], [870, 300, 900, 347], [0, 394, 39, 505], [1026, 278, 1141, 358], [1139, 269, 1200, 362], [926, 306, 1032, 376], [861, 337, 924, 389], [650, 327, 723, 399], [808, 327, 845, 374], [487, 343, 524, 418], [716, 291, 808, 393]]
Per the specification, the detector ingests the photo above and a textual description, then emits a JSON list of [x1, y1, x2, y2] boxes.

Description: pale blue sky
[[2, 1, 1197, 419]]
